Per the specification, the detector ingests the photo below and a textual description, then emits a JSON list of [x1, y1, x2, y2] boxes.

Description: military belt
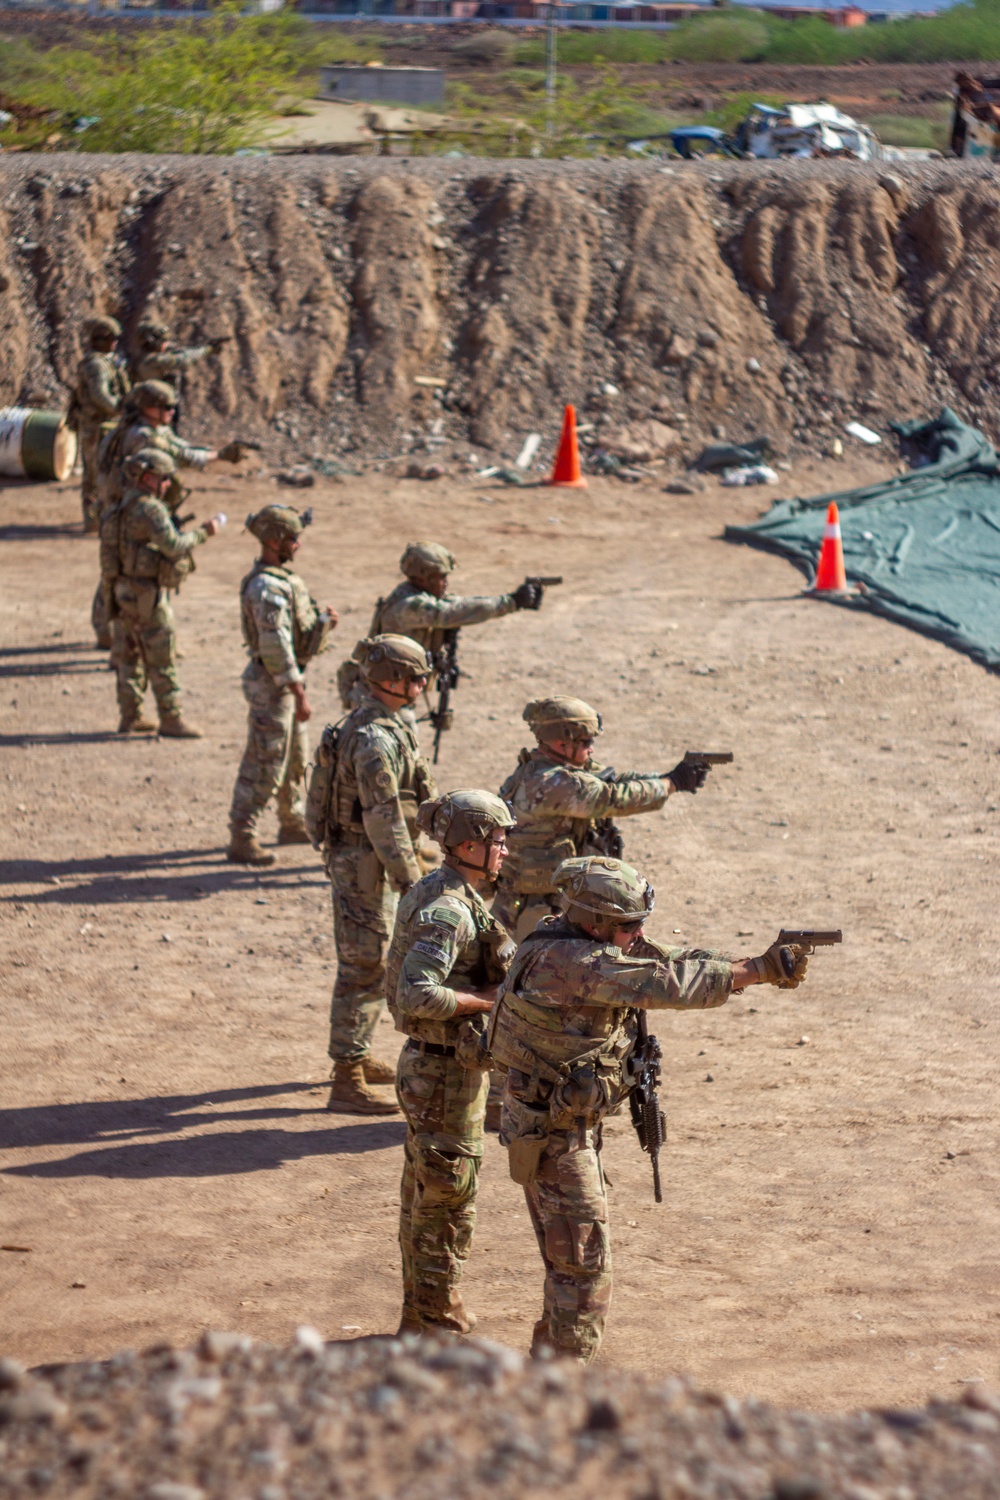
[[405, 1039, 456, 1059], [332, 827, 368, 848]]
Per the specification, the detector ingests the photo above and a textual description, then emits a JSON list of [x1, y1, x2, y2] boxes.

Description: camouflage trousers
[[92, 580, 111, 649], [327, 844, 398, 1062], [79, 422, 106, 529], [229, 662, 308, 836], [111, 580, 181, 722], [396, 1042, 488, 1331], [503, 1069, 611, 1363]]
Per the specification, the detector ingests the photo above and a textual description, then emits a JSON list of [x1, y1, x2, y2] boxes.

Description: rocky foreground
[[3, 1332, 1000, 1499]]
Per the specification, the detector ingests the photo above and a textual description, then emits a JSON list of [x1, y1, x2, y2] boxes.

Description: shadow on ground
[[0, 847, 325, 903], [0, 1082, 404, 1178]]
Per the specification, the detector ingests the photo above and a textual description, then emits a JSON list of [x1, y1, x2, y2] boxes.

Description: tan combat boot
[[159, 715, 203, 739], [326, 1062, 400, 1116], [118, 713, 157, 735], [227, 831, 275, 868], [397, 1306, 422, 1335], [277, 818, 310, 845], [362, 1055, 398, 1085]]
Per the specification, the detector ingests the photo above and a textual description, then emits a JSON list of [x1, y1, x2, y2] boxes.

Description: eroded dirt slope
[[1, 157, 999, 463]]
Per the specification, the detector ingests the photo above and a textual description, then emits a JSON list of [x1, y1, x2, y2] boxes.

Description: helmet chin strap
[[374, 679, 411, 704]]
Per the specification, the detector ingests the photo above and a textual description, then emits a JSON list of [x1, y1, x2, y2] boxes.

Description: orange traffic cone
[[548, 405, 587, 489], [812, 501, 849, 593]]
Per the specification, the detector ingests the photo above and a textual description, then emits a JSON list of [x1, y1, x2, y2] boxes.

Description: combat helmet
[[137, 318, 169, 349], [85, 314, 121, 347], [416, 790, 514, 850], [123, 447, 176, 482], [401, 541, 455, 584], [554, 855, 654, 929], [131, 379, 177, 413], [353, 633, 432, 684], [247, 505, 306, 546], [523, 695, 603, 745]]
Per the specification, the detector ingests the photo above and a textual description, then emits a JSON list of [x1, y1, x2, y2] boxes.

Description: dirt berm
[[2, 155, 1000, 461], [4, 1332, 1000, 1500]]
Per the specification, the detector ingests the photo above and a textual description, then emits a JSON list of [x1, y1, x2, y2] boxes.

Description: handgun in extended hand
[[775, 929, 843, 979], [681, 750, 734, 766]]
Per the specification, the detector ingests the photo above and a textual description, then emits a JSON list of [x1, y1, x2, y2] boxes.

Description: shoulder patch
[[427, 905, 462, 928]]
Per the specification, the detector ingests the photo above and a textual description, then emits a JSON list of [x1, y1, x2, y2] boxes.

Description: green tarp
[[724, 410, 1000, 673]]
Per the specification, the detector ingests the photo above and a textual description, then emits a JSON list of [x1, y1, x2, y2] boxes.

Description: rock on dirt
[[600, 419, 683, 463], [2, 1336, 1000, 1500], [1, 156, 999, 465]]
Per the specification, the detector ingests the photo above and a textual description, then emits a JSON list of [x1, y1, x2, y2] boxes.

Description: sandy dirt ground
[[1, 453, 997, 1413]]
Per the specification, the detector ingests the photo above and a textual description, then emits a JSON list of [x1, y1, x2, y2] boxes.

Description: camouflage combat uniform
[[337, 581, 520, 710], [92, 412, 215, 646], [319, 690, 435, 1062], [229, 561, 332, 841], [71, 351, 130, 529], [100, 482, 207, 725], [491, 921, 732, 1363], [495, 749, 667, 940], [387, 864, 514, 1331], [372, 579, 518, 660]]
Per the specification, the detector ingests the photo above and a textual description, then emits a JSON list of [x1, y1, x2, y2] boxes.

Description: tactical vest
[[240, 564, 327, 670], [498, 751, 597, 896], [488, 923, 634, 1098], [385, 870, 514, 1053], [101, 491, 193, 591], [305, 702, 432, 851]]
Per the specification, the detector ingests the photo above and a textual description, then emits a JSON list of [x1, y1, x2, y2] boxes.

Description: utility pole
[[545, 0, 557, 141]]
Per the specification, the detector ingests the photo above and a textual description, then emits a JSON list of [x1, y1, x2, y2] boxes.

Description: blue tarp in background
[[724, 410, 1000, 673]]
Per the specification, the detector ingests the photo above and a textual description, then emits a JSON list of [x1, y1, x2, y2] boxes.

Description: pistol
[[682, 751, 734, 766], [525, 575, 563, 586], [776, 929, 843, 978]]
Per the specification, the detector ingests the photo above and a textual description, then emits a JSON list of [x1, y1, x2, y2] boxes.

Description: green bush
[[451, 30, 517, 66], [514, 30, 673, 65], [668, 13, 772, 63], [0, 8, 309, 154]]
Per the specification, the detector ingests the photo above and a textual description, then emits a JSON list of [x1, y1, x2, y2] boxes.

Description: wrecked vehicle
[[951, 72, 1000, 159], [735, 102, 887, 161], [670, 102, 889, 162]]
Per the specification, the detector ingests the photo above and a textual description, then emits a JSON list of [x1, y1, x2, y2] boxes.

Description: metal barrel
[[0, 407, 78, 481]]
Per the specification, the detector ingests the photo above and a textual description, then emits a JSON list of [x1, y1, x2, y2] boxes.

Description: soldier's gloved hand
[[512, 580, 543, 610], [217, 440, 246, 464], [751, 940, 809, 989], [667, 757, 709, 794]]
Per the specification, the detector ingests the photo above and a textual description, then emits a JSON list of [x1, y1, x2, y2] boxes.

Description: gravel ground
[[4, 1332, 1000, 1500]]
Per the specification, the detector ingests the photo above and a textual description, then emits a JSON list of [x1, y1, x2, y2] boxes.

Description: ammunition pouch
[[512, 837, 577, 896], [502, 1095, 550, 1187], [157, 552, 195, 591], [452, 1015, 490, 1072]]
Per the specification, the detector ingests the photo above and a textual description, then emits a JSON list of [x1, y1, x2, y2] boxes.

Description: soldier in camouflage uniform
[[132, 318, 229, 426], [91, 380, 246, 648], [304, 634, 436, 1114], [494, 696, 716, 942], [227, 506, 338, 868], [337, 542, 545, 709], [386, 790, 516, 1334], [68, 315, 130, 533], [99, 449, 222, 737], [490, 855, 811, 1363]]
